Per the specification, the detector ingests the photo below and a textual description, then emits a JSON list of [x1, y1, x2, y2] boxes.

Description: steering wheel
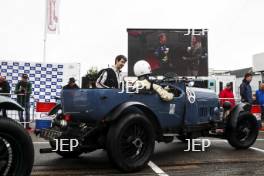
[[159, 72, 178, 83]]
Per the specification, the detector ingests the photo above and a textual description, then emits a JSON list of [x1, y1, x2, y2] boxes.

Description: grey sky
[[1, 0, 264, 76]]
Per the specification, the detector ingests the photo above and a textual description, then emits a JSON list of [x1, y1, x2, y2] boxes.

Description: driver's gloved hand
[[133, 79, 151, 90], [153, 84, 174, 101]]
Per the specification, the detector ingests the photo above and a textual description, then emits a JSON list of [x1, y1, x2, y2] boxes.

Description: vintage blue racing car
[[40, 77, 261, 172]]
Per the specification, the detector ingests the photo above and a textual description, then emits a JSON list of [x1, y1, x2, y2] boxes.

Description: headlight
[[60, 119, 68, 127]]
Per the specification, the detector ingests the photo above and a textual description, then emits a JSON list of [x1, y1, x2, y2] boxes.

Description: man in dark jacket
[[240, 73, 253, 104], [15, 74, 32, 129], [0, 76, 10, 117], [63, 77, 80, 89], [96, 55, 127, 89]]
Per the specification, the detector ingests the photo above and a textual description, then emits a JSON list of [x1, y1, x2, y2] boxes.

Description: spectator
[[63, 77, 80, 89], [256, 83, 264, 119], [15, 74, 32, 129], [0, 76, 10, 117], [239, 73, 253, 104], [96, 55, 127, 89], [219, 82, 235, 108], [252, 93, 258, 104]]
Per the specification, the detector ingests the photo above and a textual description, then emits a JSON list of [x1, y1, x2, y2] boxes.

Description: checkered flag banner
[[0, 60, 80, 103]]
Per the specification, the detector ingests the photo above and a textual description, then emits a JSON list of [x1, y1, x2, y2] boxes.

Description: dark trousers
[[1, 109, 7, 117], [261, 106, 264, 121], [18, 101, 30, 128]]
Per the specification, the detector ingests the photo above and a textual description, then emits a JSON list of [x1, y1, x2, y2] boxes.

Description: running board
[[39, 148, 54, 153]]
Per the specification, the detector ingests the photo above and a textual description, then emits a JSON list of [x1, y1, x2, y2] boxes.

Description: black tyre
[[107, 113, 155, 172], [227, 114, 259, 149], [49, 139, 83, 158], [0, 117, 34, 176]]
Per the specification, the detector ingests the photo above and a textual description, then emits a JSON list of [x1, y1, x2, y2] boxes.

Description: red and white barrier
[[251, 105, 264, 131]]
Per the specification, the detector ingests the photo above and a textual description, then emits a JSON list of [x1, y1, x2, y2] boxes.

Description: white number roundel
[[186, 87, 196, 104]]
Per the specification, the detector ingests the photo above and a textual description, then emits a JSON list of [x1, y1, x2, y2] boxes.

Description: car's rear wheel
[[107, 113, 155, 172], [227, 114, 259, 149], [0, 117, 34, 176]]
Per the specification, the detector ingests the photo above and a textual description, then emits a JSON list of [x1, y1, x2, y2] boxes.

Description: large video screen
[[128, 29, 208, 76]]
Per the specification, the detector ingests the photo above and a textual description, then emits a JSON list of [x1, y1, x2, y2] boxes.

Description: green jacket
[[15, 81, 32, 106]]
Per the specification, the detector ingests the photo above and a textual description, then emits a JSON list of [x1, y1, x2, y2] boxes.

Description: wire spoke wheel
[[0, 118, 34, 176], [227, 114, 259, 149], [120, 123, 148, 161], [0, 136, 13, 176], [236, 119, 253, 142], [107, 113, 155, 172]]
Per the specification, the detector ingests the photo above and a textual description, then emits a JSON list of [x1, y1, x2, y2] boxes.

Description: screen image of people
[[127, 29, 208, 76]]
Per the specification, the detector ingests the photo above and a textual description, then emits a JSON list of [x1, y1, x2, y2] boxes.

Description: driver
[[133, 60, 174, 101]]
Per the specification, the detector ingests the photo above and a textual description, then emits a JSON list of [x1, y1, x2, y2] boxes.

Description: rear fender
[[105, 101, 162, 134], [48, 104, 62, 116]]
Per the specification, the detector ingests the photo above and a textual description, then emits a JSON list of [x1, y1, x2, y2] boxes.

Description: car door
[[148, 86, 186, 129]]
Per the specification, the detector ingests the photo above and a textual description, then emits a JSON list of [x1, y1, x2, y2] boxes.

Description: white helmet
[[133, 60, 152, 77]]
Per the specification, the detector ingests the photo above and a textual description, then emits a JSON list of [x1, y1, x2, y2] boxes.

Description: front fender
[[228, 102, 252, 128], [0, 96, 24, 111]]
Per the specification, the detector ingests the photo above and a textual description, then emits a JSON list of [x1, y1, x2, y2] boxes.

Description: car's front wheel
[[227, 114, 259, 149], [107, 113, 155, 172]]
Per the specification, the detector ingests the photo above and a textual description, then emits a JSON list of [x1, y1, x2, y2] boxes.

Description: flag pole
[[43, 0, 47, 63], [43, 36, 47, 63]]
